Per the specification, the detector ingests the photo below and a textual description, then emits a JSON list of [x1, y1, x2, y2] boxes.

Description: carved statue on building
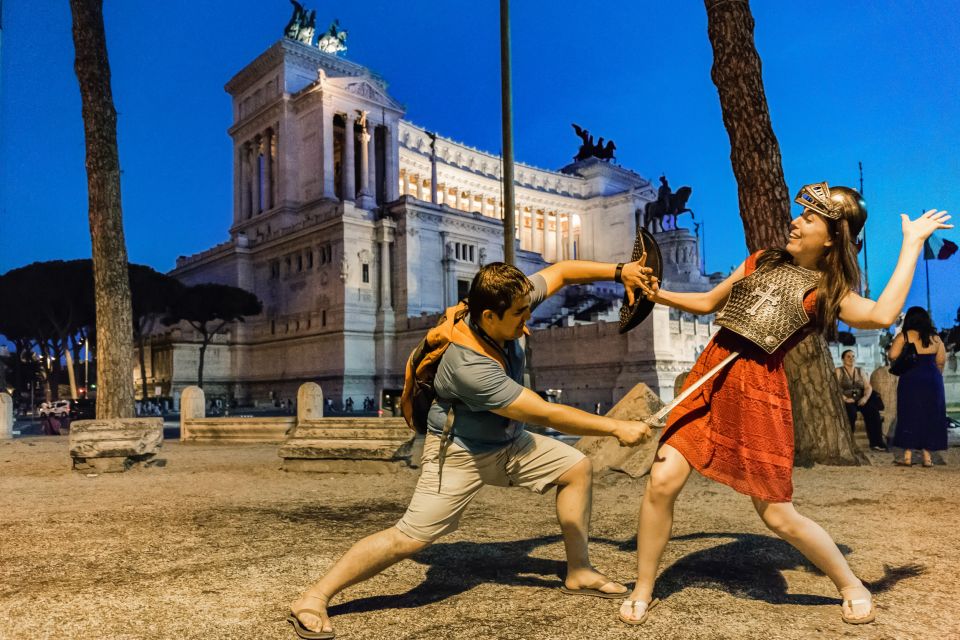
[[571, 124, 616, 162], [284, 1, 316, 45], [298, 10, 316, 45], [339, 252, 350, 282], [318, 19, 348, 54], [641, 176, 694, 233]]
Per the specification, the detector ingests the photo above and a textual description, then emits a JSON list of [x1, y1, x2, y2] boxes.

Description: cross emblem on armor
[[746, 283, 780, 315]]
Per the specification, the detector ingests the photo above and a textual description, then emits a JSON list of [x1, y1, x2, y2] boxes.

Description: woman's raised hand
[[901, 209, 952, 243], [621, 251, 657, 305]]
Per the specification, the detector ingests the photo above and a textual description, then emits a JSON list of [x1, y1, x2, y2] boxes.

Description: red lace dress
[[660, 252, 817, 503]]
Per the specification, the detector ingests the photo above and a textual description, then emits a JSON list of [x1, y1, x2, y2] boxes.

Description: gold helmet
[[794, 181, 843, 220]]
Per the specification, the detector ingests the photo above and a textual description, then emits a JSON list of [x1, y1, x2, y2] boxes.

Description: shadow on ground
[[329, 531, 925, 616]]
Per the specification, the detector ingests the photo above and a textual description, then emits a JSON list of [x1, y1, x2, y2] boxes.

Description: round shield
[[618, 228, 663, 334]]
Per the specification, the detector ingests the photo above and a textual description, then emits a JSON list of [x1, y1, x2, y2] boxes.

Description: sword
[[644, 351, 740, 427]]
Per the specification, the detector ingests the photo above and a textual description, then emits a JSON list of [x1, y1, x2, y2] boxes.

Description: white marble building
[[138, 37, 717, 409]]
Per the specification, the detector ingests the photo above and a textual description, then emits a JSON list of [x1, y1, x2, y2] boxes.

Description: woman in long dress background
[[889, 306, 948, 466]]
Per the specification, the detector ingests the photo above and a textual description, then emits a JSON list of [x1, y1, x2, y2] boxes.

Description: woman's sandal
[[618, 598, 660, 625], [840, 588, 876, 625], [288, 594, 335, 639]]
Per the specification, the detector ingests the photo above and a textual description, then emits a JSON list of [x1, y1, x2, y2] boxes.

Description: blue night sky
[[1, 1, 958, 327]]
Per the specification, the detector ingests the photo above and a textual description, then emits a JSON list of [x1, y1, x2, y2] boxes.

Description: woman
[[835, 349, 886, 450], [889, 306, 948, 466], [620, 182, 950, 626]]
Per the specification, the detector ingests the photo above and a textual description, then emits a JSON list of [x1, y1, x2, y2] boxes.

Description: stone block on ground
[[279, 417, 416, 472], [575, 382, 664, 478], [298, 382, 324, 422], [181, 417, 294, 442], [69, 418, 163, 473], [870, 365, 898, 438], [0, 392, 13, 440]]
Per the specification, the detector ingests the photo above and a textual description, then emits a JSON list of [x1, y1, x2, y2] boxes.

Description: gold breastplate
[[715, 261, 820, 354]]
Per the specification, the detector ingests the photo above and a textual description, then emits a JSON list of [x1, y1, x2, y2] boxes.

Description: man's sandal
[[618, 598, 660, 625], [840, 590, 876, 625], [288, 594, 335, 639]]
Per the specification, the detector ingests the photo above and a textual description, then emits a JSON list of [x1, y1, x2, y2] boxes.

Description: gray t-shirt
[[427, 274, 548, 452]]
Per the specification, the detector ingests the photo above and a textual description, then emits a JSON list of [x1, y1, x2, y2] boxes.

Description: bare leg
[[621, 444, 692, 621], [753, 499, 873, 622], [290, 526, 430, 634], [553, 458, 626, 593]]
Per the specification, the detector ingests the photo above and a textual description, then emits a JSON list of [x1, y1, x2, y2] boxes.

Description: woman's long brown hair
[[756, 186, 866, 340]]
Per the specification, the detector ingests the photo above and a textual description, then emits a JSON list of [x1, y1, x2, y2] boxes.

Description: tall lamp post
[[499, 0, 516, 265], [859, 161, 870, 298]]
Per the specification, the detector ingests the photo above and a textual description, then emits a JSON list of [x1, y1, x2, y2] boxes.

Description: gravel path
[[1, 437, 956, 639]]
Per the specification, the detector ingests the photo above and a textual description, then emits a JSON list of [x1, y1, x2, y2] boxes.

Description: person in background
[[835, 349, 886, 450], [889, 306, 948, 467]]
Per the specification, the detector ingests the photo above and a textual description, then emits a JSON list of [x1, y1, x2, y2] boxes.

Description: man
[[288, 258, 654, 639]]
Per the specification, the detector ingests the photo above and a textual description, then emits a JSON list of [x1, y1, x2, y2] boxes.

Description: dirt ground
[[1, 436, 958, 640]]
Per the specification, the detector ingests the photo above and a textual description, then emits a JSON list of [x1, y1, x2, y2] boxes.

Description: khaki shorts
[[396, 431, 585, 543]]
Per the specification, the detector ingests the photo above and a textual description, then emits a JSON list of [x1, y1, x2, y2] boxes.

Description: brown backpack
[[400, 302, 506, 434]]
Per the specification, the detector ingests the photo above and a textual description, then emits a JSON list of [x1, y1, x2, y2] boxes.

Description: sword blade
[[648, 351, 741, 425]]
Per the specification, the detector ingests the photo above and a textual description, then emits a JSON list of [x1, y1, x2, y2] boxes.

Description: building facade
[[138, 37, 717, 410]]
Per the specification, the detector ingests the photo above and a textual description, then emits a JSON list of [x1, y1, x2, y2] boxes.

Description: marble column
[[342, 113, 356, 201], [453, 189, 461, 210], [322, 106, 335, 199], [568, 214, 577, 260], [430, 149, 438, 204], [554, 212, 563, 263], [358, 127, 374, 208], [237, 145, 247, 220], [540, 211, 548, 257], [377, 225, 394, 310], [386, 122, 399, 201], [264, 129, 274, 210], [366, 128, 376, 201], [416, 175, 425, 201], [358, 130, 370, 194], [252, 136, 262, 214]]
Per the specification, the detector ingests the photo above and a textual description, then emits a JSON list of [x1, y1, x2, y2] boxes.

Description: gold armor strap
[[715, 261, 820, 354]]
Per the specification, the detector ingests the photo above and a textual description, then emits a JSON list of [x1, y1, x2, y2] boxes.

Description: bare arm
[[840, 209, 952, 328], [645, 259, 748, 315], [888, 332, 905, 360], [936, 337, 946, 371], [859, 368, 873, 405], [492, 388, 652, 446], [536, 257, 654, 305]]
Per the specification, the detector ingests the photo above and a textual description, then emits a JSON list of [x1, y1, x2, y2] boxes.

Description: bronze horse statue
[[640, 186, 693, 233]]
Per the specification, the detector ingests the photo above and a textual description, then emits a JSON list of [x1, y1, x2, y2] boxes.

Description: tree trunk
[[704, 0, 863, 465], [197, 340, 207, 389], [786, 334, 868, 465], [70, 0, 135, 419], [705, 0, 790, 251]]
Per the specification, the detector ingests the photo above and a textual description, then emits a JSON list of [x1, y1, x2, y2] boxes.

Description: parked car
[[38, 400, 70, 417], [69, 399, 96, 421]]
